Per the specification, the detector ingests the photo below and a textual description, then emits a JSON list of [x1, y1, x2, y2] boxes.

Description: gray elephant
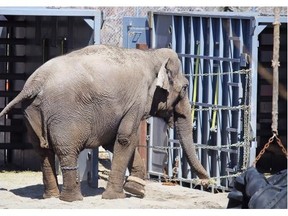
[[0, 44, 209, 202]]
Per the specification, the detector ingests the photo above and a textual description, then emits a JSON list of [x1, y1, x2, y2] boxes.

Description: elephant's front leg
[[102, 133, 138, 199], [58, 155, 83, 202], [124, 148, 146, 197]]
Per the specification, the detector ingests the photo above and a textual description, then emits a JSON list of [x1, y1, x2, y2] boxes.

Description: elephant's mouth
[[153, 110, 174, 127]]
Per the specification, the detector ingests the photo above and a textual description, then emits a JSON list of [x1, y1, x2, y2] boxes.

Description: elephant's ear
[[156, 58, 171, 92]]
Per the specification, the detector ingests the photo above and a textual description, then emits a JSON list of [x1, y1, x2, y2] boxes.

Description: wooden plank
[[0, 143, 33, 149], [0, 73, 27, 80], [0, 91, 21, 97], [0, 56, 26, 62], [0, 125, 25, 132], [0, 38, 26, 45]]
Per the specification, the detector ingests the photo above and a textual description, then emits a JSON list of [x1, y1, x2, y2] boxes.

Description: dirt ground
[[0, 169, 229, 209], [0, 148, 230, 211]]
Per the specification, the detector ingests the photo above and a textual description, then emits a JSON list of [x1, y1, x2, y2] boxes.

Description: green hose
[[191, 41, 200, 124], [210, 71, 219, 132]]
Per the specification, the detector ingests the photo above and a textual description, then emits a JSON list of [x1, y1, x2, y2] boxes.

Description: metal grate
[[147, 12, 267, 190]]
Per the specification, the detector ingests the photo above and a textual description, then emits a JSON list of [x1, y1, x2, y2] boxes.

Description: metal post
[[271, 7, 281, 135], [136, 43, 148, 177]]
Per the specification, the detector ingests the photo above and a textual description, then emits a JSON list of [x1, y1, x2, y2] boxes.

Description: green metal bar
[[191, 41, 200, 124]]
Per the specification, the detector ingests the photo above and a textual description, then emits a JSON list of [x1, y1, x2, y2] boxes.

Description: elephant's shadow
[[10, 182, 105, 200]]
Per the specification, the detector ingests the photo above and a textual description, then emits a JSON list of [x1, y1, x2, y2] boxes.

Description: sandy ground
[[0, 149, 230, 211], [0, 170, 229, 209]]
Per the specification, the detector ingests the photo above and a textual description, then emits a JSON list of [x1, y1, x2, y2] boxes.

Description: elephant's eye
[[182, 84, 188, 92], [179, 84, 188, 98]]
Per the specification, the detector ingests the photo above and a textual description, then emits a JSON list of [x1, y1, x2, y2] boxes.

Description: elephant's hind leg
[[25, 119, 60, 199], [49, 124, 85, 202], [39, 149, 60, 198], [56, 152, 83, 202], [59, 162, 83, 202]]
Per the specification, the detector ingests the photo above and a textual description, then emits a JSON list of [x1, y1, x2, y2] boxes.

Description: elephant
[[0, 44, 209, 202]]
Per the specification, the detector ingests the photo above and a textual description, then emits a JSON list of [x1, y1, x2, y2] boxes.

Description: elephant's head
[[150, 49, 209, 180]]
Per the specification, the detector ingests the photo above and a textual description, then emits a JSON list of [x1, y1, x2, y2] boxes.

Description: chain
[[184, 69, 251, 77], [61, 165, 79, 170], [191, 104, 248, 112], [138, 141, 246, 151], [275, 135, 288, 157], [253, 133, 288, 167], [161, 171, 242, 187]]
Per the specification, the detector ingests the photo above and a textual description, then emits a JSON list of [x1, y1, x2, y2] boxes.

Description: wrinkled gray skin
[[0, 45, 209, 202]]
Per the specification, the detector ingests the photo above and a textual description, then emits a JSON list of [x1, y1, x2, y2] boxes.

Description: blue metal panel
[[123, 16, 150, 48], [149, 12, 263, 189], [120, 11, 286, 189]]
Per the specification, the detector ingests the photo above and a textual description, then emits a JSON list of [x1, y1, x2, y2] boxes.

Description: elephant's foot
[[43, 189, 60, 199], [102, 189, 126, 199], [124, 181, 145, 197], [59, 190, 83, 202], [59, 167, 83, 202], [124, 176, 146, 198]]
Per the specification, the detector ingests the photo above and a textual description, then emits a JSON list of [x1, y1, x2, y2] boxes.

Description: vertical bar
[[220, 18, 230, 183], [136, 43, 149, 177], [35, 16, 42, 45], [138, 120, 147, 176], [197, 17, 203, 166], [189, 16, 195, 103], [67, 17, 74, 49], [93, 11, 102, 44], [89, 148, 98, 188], [231, 18, 241, 169], [201, 17, 209, 172], [168, 128, 174, 178], [216, 17, 224, 185], [210, 17, 220, 180], [249, 18, 265, 166], [147, 118, 153, 176], [148, 11, 156, 49]]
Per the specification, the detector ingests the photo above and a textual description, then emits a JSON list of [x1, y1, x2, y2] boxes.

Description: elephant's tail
[[0, 91, 31, 118], [0, 74, 42, 118]]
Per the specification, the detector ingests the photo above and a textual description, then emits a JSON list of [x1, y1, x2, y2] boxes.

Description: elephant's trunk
[[174, 98, 209, 179]]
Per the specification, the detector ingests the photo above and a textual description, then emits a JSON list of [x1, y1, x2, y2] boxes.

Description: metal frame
[[0, 7, 103, 187], [147, 11, 287, 190], [0, 7, 103, 44]]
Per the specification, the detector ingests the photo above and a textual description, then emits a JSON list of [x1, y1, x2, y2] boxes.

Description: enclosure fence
[[146, 68, 252, 191]]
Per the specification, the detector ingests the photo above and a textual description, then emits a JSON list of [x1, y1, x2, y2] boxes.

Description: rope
[[184, 68, 250, 77], [271, 7, 281, 135], [253, 8, 286, 167], [191, 104, 249, 112], [139, 141, 247, 151]]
